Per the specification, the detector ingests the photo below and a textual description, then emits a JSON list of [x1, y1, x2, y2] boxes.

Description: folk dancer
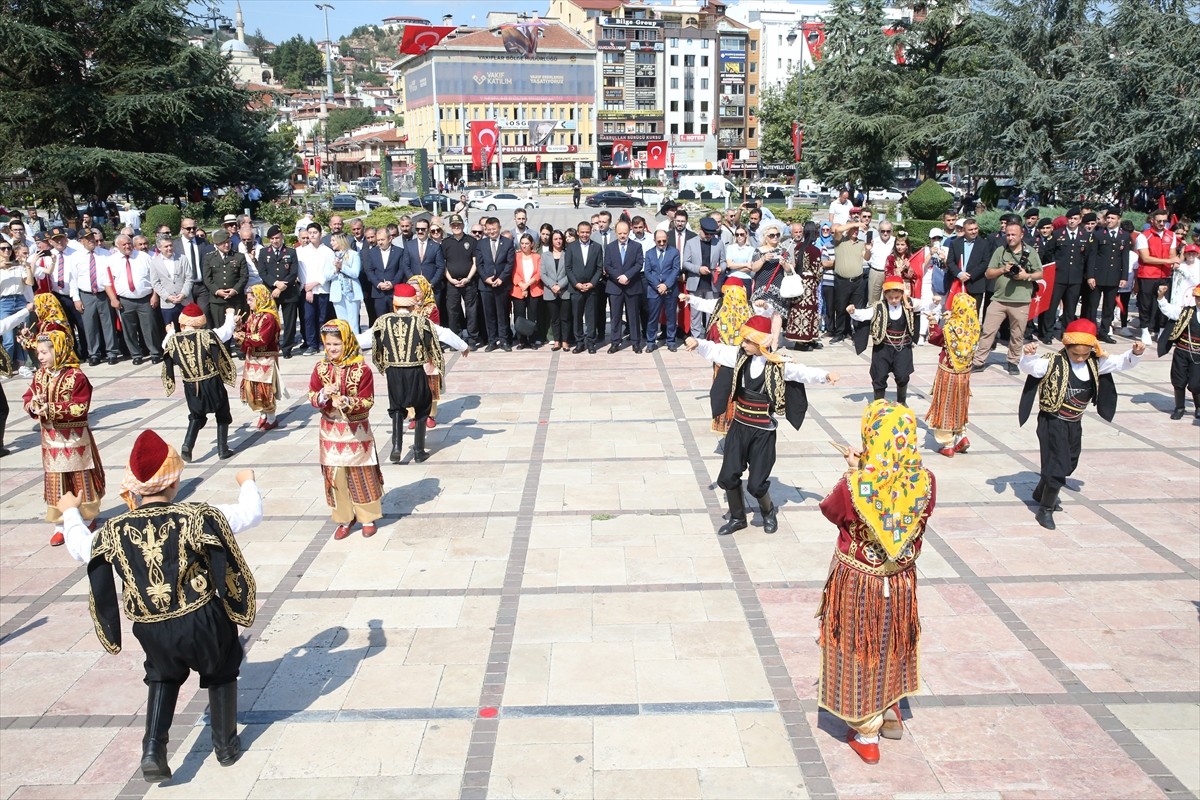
[[683, 276, 754, 443], [1156, 284, 1200, 419], [0, 305, 31, 456], [782, 222, 824, 351], [161, 304, 238, 461], [408, 274, 450, 428], [309, 319, 384, 539], [925, 293, 980, 457], [849, 276, 936, 404], [57, 429, 261, 782], [818, 401, 935, 765], [1018, 319, 1143, 529], [685, 316, 838, 535], [235, 285, 281, 430]]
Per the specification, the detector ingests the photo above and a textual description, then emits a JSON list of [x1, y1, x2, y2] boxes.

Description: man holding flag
[[971, 221, 1043, 375]]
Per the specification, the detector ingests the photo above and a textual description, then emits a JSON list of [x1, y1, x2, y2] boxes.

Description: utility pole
[[786, 20, 809, 198], [315, 3, 336, 98]]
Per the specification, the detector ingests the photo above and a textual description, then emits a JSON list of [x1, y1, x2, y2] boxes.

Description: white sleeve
[[1134, 233, 1149, 252], [849, 307, 875, 322], [1098, 349, 1140, 375], [1018, 354, 1049, 378], [433, 322, 469, 352], [1157, 297, 1183, 320], [0, 308, 27, 336], [356, 330, 373, 351], [686, 295, 718, 314], [693, 339, 739, 368], [217, 480, 263, 534], [212, 311, 237, 343], [62, 508, 95, 563], [911, 297, 940, 316], [782, 362, 831, 384]]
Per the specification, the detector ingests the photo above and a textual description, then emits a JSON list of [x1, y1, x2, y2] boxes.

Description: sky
[[201, 0, 548, 42]]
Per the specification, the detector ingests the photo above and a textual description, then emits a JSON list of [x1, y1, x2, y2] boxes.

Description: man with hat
[[43, 226, 88, 356], [1040, 207, 1089, 343], [1018, 319, 1144, 529], [56, 429, 262, 782], [221, 214, 241, 249], [685, 315, 838, 535], [370, 283, 469, 463], [203, 228, 249, 354], [1084, 207, 1132, 343], [161, 304, 238, 460], [682, 216, 728, 341], [443, 214, 482, 348], [67, 227, 121, 366], [1022, 208, 1041, 244], [258, 225, 301, 357]]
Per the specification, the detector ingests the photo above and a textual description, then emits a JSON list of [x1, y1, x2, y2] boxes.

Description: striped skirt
[[322, 464, 383, 508], [925, 363, 971, 433]]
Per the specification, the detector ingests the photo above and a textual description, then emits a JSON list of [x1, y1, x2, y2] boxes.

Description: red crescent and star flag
[[471, 121, 499, 169], [646, 141, 668, 170], [398, 25, 456, 55]]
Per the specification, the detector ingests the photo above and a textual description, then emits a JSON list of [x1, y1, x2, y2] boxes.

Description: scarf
[[34, 292, 67, 327], [943, 292, 981, 372], [320, 319, 363, 366], [247, 283, 280, 322], [38, 328, 79, 371], [119, 445, 185, 510], [711, 282, 752, 345], [407, 275, 437, 320]]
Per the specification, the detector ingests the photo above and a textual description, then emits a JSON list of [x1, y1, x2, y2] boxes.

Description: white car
[[469, 192, 539, 211], [465, 189, 492, 203], [937, 181, 964, 198], [629, 188, 664, 207], [867, 187, 906, 202], [510, 179, 539, 189]]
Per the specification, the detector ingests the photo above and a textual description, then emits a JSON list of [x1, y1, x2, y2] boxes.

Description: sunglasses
[[472, 230, 483, 235], [415, 227, 429, 232], [766, 233, 780, 238], [430, 228, 442, 234], [182, 225, 197, 231], [736, 232, 747, 237]]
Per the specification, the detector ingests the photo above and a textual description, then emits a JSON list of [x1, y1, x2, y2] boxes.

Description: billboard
[[720, 49, 746, 84], [405, 60, 596, 106]]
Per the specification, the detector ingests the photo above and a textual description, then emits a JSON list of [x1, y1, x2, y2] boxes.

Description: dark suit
[[258, 245, 301, 355], [643, 245, 681, 344], [604, 240, 645, 348], [1042, 228, 1090, 337], [202, 250, 248, 325], [475, 236, 516, 346], [362, 245, 409, 318], [1085, 228, 1132, 335], [403, 238, 445, 287], [564, 239, 603, 349], [173, 235, 214, 320], [946, 235, 994, 313]]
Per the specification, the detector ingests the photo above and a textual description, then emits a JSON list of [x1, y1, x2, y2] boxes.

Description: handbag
[[779, 272, 803, 299]]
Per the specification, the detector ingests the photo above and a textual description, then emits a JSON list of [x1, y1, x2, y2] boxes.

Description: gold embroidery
[[869, 301, 915, 346], [1037, 352, 1099, 415]]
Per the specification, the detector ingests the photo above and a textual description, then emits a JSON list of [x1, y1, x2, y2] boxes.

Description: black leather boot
[[1171, 387, 1186, 420], [757, 492, 778, 534], [1031, 481, 1062, 511], [216, 424, 234, 459], [208, 682, 241, 766], [140, 682, 179, 782], [0, 410, 8, 457], [390, 415, 404, 463], [873, 387, 886, 401], [413, 417, 430, 463], [1035, 487, 1060, 531], [719, 489, 748, 536], [896, 383, 908, 405], [180, 419, 203, 462]]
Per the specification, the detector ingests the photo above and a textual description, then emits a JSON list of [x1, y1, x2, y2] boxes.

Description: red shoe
[[847, 730, 880, 764], [333, 524, 353, 540], [256, 418, 265, 429], [408, 419, 416, 430], [261, 420, 278, 431], [426, 418, 436, 429], [49, 531, 65, 547], [955, 436, 971, 454], [361, 523, 377, 538], [938, 446, 956, 458]]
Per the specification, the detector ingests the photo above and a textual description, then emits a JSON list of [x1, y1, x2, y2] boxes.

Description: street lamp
[[315, 3, 336, 98]]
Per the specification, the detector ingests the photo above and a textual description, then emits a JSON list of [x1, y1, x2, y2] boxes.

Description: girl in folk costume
[[818, 401, 936, 765], [235, 284, 281, 430], [1157, 284, 1200, 419], [925, 293, 980, 457], [782, 221, 824, 351], [682, 276, 754, 439], [0, 305, 32, 456], [309, 319, 384, 540], [1018, 319, 1143, 530], [162, 304, 238, 461], [408, 275, 445, 429], [22, 328, 106, 546], [848, 276, 938, 404]]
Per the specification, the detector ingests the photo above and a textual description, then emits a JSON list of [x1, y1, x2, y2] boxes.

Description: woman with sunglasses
[[0, 242, 33, 377], [749, 224, 791, 348]]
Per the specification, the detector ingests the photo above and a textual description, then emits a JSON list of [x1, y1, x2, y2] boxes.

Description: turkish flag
[[535, 155, 542, 174], [944, 277, 965, 309], [646, 140, 668, 169], [398, 25, 456, 55], [906, 246, 926, 299], [1028, 262, 1056, 318], [802, 22, 825, 61], [726, 153, 734, 171], [792, 122, 803, 162], [471, 121, 499, 169]]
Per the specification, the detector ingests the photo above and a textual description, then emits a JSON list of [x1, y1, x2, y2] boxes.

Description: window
[[750, 39, 757, 51], [670, 100, 679, 111], [701, 39, 709, 49], [700, 123, 708, 133], [670, 38, 678, 47], [701, 56, 709, 67], [749, 85, 756, 95], [719, 37, 744, 51], [700, 78, 709, 90], [684, 122, 693, 133], [748, 127, 756, 138], [671, 77, 679, 89], [684, 100, 693, 111], [636, 100, 655, 110], [636, 77, 655, 88], [684, 55, 695, 67], [670, 54, 678, 66], [635, 52, 655, 64], [750, 62, 757, 73], [603, 51, 622, 64], [700, 101, 709, 112], [670, 123, 679, 134]]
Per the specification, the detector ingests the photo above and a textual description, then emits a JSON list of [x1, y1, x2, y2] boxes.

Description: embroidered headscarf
[[38, 329, 79, 371], [1062, 318, 1106, 359], [847, 400, 933, 562], [247, 284, 280, 322], [943, 292, 981, 372], [710, 278, 752, 345], [320, 319, 363, 366], [34, 293, 67, 326], [119, 429, 185, 510], [407, 275, 437, 320]]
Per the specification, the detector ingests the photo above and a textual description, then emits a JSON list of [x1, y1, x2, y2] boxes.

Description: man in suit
[[643, 229, 681, 352], [668, 209, 697, 262], [682, 217, 727, 340], [1040, 207, 1090, 343], [173, 218, 214, 321], [404, 219, 446, 290], [258, 225, 302, 357], [475, 216, 515, 352], [362, 226, 409, 321], [947, 218, 994, 315], [565, 220, 603, 354], [1085, 207, 1132, 344], [604, 220, 645, 353]]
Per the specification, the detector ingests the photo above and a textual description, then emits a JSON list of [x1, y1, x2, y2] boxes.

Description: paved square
[[1, 336, 1197, 799]]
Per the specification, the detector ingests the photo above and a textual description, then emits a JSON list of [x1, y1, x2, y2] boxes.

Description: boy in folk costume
[[161, 304, 237, 461], [57, 430, 262, 782], [925, 293, 980, 457], [682, 276, 754, 440], [23, 328, 106, 546], [1018, 319, 1144, 530], [848, 276, 937, 404], [309, 319, 384, 540], [372, 283, 469, 465], [685, 316, 838, 535], [1156, 284, 1200, 419], [406, 274, 450, 429], [818, 401, 935, 765], [235, 284, 282, 430]]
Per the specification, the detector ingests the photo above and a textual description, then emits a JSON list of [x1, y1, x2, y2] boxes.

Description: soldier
[[1085, 207, 1133, 344], [257, 225, 301, 357], [203, 229, 248, 357]]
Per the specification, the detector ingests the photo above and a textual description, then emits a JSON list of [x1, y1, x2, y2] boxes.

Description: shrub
[[897, 218, 940, 249], [904, 179, 953, 220], [143, 204, 181, 236], [214, 190, 244, 217], [979, 178, 1000, 209], [771, 207, 815, 225], [258, 201, 299, 233]]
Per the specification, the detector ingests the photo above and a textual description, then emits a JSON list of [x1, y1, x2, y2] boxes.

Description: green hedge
[[143, 204, 181, 237], [898, 219, 940, 249], [904, 179, 953, 220]]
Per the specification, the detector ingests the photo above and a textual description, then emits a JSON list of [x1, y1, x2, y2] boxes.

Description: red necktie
[[88, 253, 98, 292], [56, 253, 65, 288], [125, 256, 135, 293]]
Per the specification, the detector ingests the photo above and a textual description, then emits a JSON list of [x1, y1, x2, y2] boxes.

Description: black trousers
[[184, 379, 233, 425], [279, 300, 300, 355], [1036, 412, 1082, 492], [572, 292, 598, 347], [546, 296, 571, 344], [386, 366, 431, 420], [480, 287, 511, 346], [1042, 281, 1082, 336], [591, 282, 607, 342], [132, 598, 242, 688], [446, 280, 480, 345], [1137, 277, 1169, 333], [608, 292, 642, 347], [512, 295, 541, 344], [832, 275, 864, 338], [869, 344, 914, 394], [1087, 284, 1119, 334], [1170, 347, 1200, 392], [716, 421, 776, 499]]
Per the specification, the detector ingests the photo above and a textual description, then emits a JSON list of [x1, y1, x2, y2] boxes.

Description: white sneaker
[[17, 366, 34, 378], [1140, 329, 1151, 345]]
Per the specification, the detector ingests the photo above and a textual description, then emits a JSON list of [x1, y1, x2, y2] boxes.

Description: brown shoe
[[333, 524, 353, 540], [361, 523, 377, 538]]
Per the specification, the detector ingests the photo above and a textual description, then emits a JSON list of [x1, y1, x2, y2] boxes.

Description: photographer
[[971, 222, 1043, 374]]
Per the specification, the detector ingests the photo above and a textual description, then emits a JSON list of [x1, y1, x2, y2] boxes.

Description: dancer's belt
[[733, 397, 774, 430]]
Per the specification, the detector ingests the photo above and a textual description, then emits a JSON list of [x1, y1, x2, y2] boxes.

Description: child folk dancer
[[57, 430, 262, 782], [407, 274, 446, 429], [682, 276, 754, 442], [372, 283, 469, 464], [0, 306, 31, 456], [23, 328, 106, 546], [162, 304, 237, 461], [310, 319, 384, 539], [236, 284, 282, 430], [925, 293, 980, 457], [685, 316, 838, 535], [848, 276, 936, 404], [1018, 319, 1144, 530], [818, 401, 935, 765], [1157, 285, 1200, 419]]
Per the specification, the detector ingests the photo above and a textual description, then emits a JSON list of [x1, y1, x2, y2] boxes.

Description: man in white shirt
[[828, 188, 853, 225], [236, 221, 264, 288], [865, 221, 896, 304], [629, 216, 653, 254], [297, 223, 335, 355], [68, 230, 121, 366], [105, 234, 162, 364], [43, 227, 87, 356], [4, 219, 35, 250]]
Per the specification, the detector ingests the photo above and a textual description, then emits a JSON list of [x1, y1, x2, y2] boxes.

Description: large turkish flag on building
[[398, 25, 456, 55], [471, 121, 499, 169], [645, 141, 668, 169]]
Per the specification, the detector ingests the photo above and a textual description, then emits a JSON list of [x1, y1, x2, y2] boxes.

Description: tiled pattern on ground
[[1, 329, 1197, 800]]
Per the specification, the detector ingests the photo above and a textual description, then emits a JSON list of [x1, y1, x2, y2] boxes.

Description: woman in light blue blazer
[[326, 233, 363, 333]]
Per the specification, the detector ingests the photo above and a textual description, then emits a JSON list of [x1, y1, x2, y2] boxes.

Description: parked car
[[510, 179, 539, 189], [351, 177, 381, 194], [937, 181, 964, 198], [585, 190, 641, 208], [628, 188, 664, 207], [867, 187, 906, 203], [418, 193, 456, 212], [328, 193, 381, 212], [465, 189, 492, 203], [469, 193, 538, 211]]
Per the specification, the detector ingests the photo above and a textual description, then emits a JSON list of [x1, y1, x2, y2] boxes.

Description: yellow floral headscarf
[[34, 293, 67, 326], [943, 292, 981, 372], [320, 319, 363, 366], [407, 275, 437, 320], [847, 400, 932, 562], [710, 279, 752, 345], [38, 329, 79, 371], [247, 284, 280, 321]]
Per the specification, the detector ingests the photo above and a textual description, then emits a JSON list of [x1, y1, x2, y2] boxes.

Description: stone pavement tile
[[488, 720, 593, 800], [259, 720, 426, 780], [143, 731, 270, 800], [594, 768, 703, 799], [593, 714, 747, 770], [50, 661, 159, 716], [733, 712, 800, 768], [0, 728, 119, 787], [351, 774, 463, 799], [547, 641, 637, 705], [0, 601, 94, 655], [0, 653, 102, 717], [1109, 502, 1200, 562], [8, 785, 123, 800], [808, 710, 945, 798], [696, 766, 809, 799], [1111, 704, 1200, 794], [247, 778, 371, 799]]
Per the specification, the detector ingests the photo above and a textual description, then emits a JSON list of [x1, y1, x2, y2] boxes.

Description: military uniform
[[202, 249, 249, 325], [258, 243, 301, 355]]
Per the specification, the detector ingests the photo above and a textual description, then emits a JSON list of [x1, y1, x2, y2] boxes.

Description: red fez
[[181, 303, 203, 317], [1064, 319, 1097, 338], [394, 284, 417, 298], [722, 276, 744, 289], [882, 276, 905, 292], [743, 316, 772, 336], [129, 430, 170, 482]]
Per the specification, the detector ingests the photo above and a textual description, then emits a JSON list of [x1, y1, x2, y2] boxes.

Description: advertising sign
[[405, 60, 595, 106], [719, 49, 746, 85]]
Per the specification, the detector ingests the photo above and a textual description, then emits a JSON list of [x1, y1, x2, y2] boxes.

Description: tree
[[324, 107, 376, 141], [756, 72, 804, 167], [247, 27, 272, 61], [0, 0, 293, 219], [269, 35, 325, 88]]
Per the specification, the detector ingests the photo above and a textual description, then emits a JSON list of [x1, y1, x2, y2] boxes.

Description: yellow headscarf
[[38, 329, 79, 371], [407, 275, 437, 319], [34, 293, 67, 326], [943, 292, 981, 372], [847, 400, 933, 562], [711, 279, 752, 345], [247, 284, 280, 322], [320, 319, 363, 366]]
